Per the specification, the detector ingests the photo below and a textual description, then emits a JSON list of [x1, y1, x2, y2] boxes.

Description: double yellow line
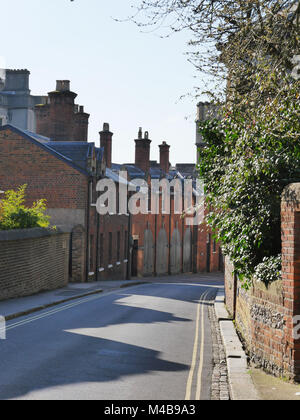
[[185, 290, 210, 401]]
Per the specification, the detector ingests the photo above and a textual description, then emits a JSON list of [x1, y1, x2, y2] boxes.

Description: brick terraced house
[[0, 77, 223, 283]]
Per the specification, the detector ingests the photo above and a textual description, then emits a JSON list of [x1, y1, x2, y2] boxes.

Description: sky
[[0, 0, 207, 165]]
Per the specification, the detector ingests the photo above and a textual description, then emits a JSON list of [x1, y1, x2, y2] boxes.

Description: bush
[[0, 185, 50, 230]]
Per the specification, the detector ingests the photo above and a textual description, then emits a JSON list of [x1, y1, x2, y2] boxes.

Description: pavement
[[214, 289, 260, 400], [214, 289, 300, 400], [250, 368, 300, 400]]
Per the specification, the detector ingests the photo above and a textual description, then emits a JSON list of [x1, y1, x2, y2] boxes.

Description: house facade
[[0, 77, 223, 283]]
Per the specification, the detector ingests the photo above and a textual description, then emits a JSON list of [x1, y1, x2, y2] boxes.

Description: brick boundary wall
[[224, 183, 300, 381], [0, 227, 70, 301]]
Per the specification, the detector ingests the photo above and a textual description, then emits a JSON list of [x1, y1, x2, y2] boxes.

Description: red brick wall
[[281, 184, 300, 380], [0, 127, 89, 283], [130, 191, 222, 277], [0, 128, 88, 210], [35, 91, 89, 142]]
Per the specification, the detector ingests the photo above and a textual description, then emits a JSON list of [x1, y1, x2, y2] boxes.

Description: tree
[[131, 0, 300, 286], [130, 1, 299, 102]]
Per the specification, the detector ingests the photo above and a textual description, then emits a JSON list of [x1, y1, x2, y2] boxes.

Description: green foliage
[[254, 255, 282, 285], [198, 77, 300, 288], [0, 185, 50, 231]]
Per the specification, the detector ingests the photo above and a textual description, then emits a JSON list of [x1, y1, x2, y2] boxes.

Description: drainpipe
[[168, 199, 172, 275], [95, 203, 100, 282], [85, 177, 92, 283], [154, 213, 157, 276], [127, 213, 132, 280]]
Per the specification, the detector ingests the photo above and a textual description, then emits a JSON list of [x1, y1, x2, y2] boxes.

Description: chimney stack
[[159, 141, 170, 174], [100, 122, 113, 168], [135, 128, 151, 173]]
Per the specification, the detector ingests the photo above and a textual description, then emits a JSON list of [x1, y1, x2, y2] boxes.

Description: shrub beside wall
[[0, 227, 70, 301]]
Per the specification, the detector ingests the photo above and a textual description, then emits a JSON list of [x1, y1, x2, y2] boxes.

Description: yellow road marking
[[185, 290, 209, 400], [3, 293, 103, 332], [196, 291, 210, 400]]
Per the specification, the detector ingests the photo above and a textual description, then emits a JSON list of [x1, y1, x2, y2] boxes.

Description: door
[[143, 229, 154, 276], [131, 240, 138, 277], [183, 228, 192, 273], [156, 229, 168, 275], [206, 234, 211, 272], [170, 228, 181, 274]]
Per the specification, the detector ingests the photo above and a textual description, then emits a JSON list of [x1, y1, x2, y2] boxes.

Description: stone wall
[[0, 227, 70, 301], [235, 280, 289, 378]]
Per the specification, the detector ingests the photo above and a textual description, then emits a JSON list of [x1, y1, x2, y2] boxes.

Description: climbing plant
[[198, 76, 300, 288]]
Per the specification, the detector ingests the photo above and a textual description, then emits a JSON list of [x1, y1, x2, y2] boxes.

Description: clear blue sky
[[1, 0, 207, 165]]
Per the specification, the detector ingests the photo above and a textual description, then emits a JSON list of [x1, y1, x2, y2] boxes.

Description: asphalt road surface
[[0, 276, 223, 400]]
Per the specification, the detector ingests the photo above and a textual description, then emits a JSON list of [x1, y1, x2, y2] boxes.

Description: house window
[[89, 234, 94, 272], [108, 232, 113, 264], [99, 233, 104, 267], [124, 231, 128, 260], [89, 182, 93, 204], [117, 231, 121, 262], [213, 239, 217, 253]]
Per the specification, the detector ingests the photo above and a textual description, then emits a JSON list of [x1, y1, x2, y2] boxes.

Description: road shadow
[[0, 334, 189, 400], [0, 290, 193, 400]]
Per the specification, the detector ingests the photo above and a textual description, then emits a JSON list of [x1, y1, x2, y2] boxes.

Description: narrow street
[[0, 275, 224, 400]]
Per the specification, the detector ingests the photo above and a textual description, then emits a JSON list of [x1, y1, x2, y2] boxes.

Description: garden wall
[[224, 183, 300, 381], [0, 227, 70, 301]]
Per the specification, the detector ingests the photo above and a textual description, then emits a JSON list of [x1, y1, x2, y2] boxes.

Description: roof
[[0, 125, 91, 176], [123, 164, 145, 179], [149, 167, 163, 179], [46, 142, 92, 170], [106, 168, 134, 187], [22, 129, 52, 144]]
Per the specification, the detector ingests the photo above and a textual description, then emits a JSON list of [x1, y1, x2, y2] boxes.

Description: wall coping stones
[[0, 226, 72, 242]]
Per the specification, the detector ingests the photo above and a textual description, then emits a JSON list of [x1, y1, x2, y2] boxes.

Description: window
[[89, 182, 93, 204], [109, 232, 113, 264], [117, 231, 121, 262], [99, 233, 104, 267], [213, 239, 217, 253], [124, 231, 128, 260], [89, 234, 94, 272]]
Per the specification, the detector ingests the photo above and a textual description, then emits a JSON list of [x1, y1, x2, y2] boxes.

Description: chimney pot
[[56, 80, 70, 92], [103, 122, 110, 132]]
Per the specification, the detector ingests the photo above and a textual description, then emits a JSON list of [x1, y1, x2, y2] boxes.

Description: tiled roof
[[46, 142, 92, 170], [123, 164, 145, 179]]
